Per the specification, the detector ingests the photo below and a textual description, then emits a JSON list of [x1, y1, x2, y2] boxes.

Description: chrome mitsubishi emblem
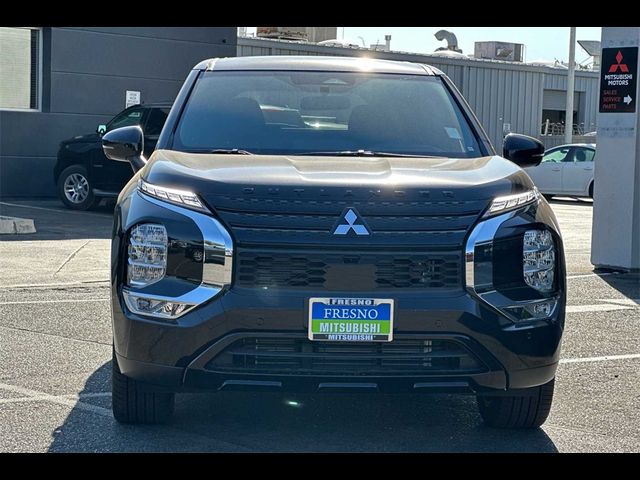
[[333, 208, 370, 236]]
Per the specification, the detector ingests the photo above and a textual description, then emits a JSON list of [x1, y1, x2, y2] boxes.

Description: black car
[[103, 56, 565, 429], [54, 103, 171, 210]]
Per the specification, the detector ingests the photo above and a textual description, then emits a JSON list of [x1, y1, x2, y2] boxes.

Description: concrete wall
[[0, 27, 236, 198], [237, 37, 600, 151]]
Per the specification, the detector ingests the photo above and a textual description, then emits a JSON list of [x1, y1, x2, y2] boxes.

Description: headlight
[[127, 224, 167, 287], [120, 191, 234, 321], [523, 229, 555, 292], [138, 179, 208, 213], [484, 188, 539, 217]]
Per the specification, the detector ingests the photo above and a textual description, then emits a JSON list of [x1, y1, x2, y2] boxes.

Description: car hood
[[141, 150, 537, 248], [143, 150, 534, 204]]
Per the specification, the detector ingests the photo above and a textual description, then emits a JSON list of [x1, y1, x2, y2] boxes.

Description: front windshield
[[172, 70, 482, 158]]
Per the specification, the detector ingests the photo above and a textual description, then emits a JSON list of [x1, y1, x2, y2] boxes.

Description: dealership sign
[[600, 47, 637, 113]]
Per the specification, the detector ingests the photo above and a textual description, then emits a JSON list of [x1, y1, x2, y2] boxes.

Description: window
[[542, 148, 570, 163], [106, 108, 144, 132], [144, 108, 170, 136], [572, 148, 595, 163], [0, 27, 40, 110], [173, 71, 482, 158]]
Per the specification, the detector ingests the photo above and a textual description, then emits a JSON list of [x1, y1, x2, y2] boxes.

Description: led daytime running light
[[138, 179, 208, 213], [485, 188, 539, 217]]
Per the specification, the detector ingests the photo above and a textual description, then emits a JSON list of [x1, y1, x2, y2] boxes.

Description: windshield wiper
[[293, 149, 441, 158], [206, 148, 253, 155]]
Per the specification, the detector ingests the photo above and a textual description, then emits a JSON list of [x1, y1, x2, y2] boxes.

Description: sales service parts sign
[[600, 47, 638, 113]]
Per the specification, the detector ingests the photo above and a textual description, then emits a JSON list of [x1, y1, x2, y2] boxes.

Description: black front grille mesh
[[236, 251, 461, 290], [206, 337, 485, 376], [238, 254, 327, 288], [375, 255, 460, 288]]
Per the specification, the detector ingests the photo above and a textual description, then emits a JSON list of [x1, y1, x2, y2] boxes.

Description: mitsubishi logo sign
[[609, 51, 630, 73], [600, 47, 638, 113], [333, 208, 370, 236]]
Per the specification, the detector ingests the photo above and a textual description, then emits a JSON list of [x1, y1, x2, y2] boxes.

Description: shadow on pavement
[[547, 197, 593, 206], [0, 200, 113, 241], [600, 273, 640, 306], [48, 361, 559, 453]]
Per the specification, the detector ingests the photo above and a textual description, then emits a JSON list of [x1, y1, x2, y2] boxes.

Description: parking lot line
[[600, 298, 640, 306], [560, 353, 640, 364], [566, 272, 621, 279], [566, 304, 635, 313], [0, 299, 108, 306], [0, 280, 109, 289], [0, 382, 112, 417], [0, 201, 109, 216]]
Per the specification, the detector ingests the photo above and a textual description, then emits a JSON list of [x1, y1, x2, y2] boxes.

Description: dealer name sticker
[[308, 297, 394, 342]]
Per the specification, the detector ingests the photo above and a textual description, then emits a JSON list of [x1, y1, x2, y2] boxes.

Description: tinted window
[[572, 148, 595, 162], [145, 108, 170, 136], [542, 148, 570, 163], [173, 71, 482, 158], [107, 108, 144, 131]]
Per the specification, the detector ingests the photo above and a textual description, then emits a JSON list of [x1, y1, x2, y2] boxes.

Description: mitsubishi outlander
[[103, 56, 565, 428]]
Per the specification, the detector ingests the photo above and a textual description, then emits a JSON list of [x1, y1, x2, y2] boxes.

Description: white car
[[525, 143, 595, 199]]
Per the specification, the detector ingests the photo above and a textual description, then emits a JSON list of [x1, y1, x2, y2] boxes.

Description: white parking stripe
[[0, 397, 47, 404], [0, 280, 109, 289], [0, 299, 108, 306], [600, 298, 640, 306], [566, 304, 635, 313], [566, 272, 620, 279], [0, 382, 112, 417], [0, 201, 109, 216], [63, 392, 112, 399], [560, 353, 640, 364]]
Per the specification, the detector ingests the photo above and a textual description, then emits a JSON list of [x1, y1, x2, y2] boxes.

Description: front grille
[[236, 251, 461, 290], [209, 194, 487, 248], [205, 337, 486, 376]]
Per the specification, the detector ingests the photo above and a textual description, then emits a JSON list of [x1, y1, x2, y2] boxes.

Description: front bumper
[[112, 285, 564, 394], [111, 186, 565, 395]]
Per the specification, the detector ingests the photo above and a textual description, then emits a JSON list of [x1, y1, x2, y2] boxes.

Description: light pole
[[565, 27, 577, 144]]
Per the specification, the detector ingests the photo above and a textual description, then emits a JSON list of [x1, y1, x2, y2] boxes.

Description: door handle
[[551, 168, 561, 171], [583, 167, 593, 171]]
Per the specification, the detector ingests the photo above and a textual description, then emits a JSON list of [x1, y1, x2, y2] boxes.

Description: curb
[[0, 216, 36, 235]]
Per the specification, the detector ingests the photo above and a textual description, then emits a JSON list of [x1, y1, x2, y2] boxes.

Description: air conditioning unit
[[474, 41, 525, 62]]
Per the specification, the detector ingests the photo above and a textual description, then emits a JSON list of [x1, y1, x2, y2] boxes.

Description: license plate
[[308, 297, 394, 342]]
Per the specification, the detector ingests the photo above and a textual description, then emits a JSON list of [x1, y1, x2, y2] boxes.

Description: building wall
[[0, 27, 236, 198], [237, 37, 600, 151]]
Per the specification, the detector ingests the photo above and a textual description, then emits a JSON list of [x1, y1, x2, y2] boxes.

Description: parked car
[[103, 56, 565, 429], [54, 103, 171, 210], [524, 143, 596, 200]]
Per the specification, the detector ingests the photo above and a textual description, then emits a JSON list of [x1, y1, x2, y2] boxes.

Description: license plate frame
[[308, 297, 394, 342]]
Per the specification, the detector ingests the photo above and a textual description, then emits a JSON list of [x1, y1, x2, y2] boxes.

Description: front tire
[[477, 379, 555, 428], [112, 349, 175, 424], [57, 165, 101, 210]]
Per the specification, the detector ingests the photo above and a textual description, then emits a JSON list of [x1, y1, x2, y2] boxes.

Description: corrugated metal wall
[[237, 37, 600, 151]]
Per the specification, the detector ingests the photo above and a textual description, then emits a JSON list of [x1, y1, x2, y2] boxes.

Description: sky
[[243, 27, 602, 64]]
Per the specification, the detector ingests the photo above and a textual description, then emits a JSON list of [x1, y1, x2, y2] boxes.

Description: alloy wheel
[[63, 173, 90, 204]]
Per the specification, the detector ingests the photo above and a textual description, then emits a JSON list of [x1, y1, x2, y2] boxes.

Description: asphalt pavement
[[0, 197, 638, 452]]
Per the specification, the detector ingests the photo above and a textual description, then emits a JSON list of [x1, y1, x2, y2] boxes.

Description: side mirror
[[102, 126, 147, 172], [503, 133, 545, 168], [96, 124, 107, 135]]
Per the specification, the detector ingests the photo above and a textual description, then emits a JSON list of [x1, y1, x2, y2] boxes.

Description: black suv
[[103, 57, 565, 428], [54, 103, 171, 210]]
